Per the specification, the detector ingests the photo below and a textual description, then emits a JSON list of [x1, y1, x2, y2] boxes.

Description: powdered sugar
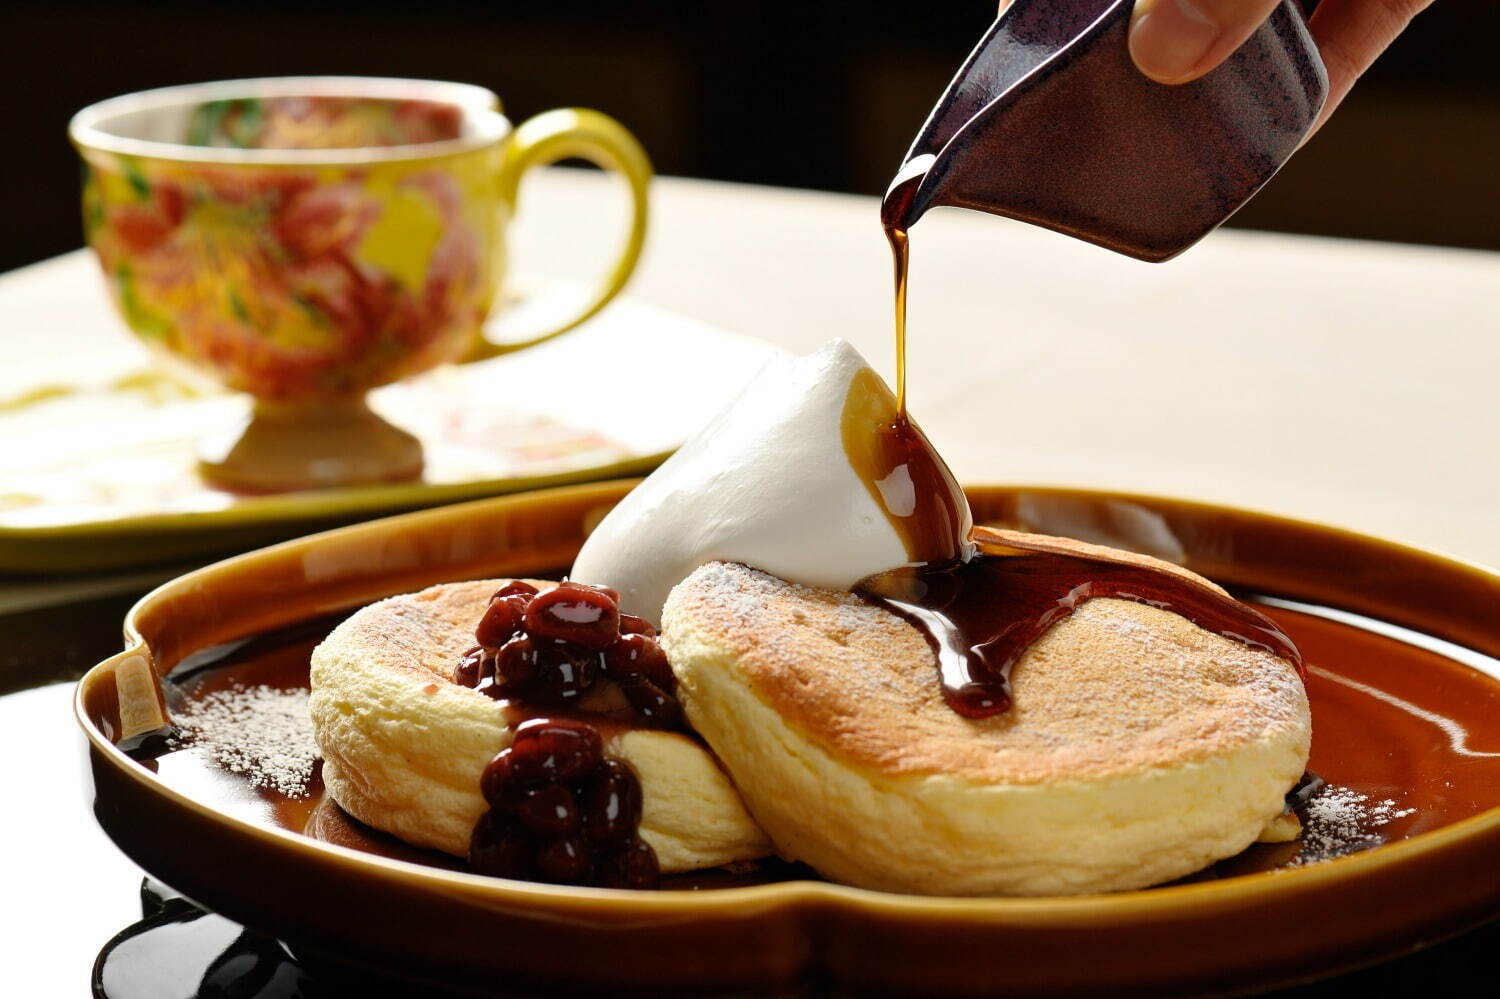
[[1092, 611, 1158, 642], [835, 601, 883, 633], [169, 685, 320, 798], [689, 562, 771, 622], [1295, 784, 1416, 865]]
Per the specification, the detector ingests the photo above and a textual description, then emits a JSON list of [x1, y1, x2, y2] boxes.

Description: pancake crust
[[662, 551, 1311, 896], [309, 580, 771, 874]]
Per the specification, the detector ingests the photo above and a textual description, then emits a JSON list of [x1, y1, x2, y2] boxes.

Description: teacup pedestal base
[[198, 398, 423, 494]]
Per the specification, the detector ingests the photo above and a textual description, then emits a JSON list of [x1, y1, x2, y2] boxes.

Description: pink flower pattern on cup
[[83, 158, 485, 401], [78, 99, 492, 402]]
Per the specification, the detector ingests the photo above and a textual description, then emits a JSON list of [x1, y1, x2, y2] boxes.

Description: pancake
[[309, 579, 771, 874], [661, 548, 1311, 896]]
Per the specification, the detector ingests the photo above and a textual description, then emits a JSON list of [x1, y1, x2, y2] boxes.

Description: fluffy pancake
[[661, 547, 1311, 896], [309, 580, 771, 873]]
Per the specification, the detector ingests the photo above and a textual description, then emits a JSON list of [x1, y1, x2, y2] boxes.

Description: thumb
[[1129, 0, 1284, 84]]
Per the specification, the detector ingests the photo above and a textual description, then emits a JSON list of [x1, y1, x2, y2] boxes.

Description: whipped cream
[[573, 339, 969, 623]]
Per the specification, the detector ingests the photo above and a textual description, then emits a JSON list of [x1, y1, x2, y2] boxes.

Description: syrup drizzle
[[852, 156, 972, 568], [885, 224, 910, 418], [858, 532, 1304, 719], [881, 154, 931, 421], [840, 367, 971, 567]]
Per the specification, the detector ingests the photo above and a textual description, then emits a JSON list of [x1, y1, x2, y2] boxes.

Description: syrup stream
[[881, 155, 929, 421], [857, 536, 1304, 719], [885, 224, 910, 418]]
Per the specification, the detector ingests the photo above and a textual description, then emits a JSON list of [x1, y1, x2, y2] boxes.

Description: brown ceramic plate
[[76, 482, 1500, 996]]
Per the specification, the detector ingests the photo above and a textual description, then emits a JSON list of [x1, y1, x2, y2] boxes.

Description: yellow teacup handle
[[464, 108, 651, 361]]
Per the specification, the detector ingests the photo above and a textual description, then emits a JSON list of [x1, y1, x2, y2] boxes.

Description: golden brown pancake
[[309, 580, 771, 873], [661, 543, 1310, 896]]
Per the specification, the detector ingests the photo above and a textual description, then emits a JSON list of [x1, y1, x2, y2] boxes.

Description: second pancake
[[662, 549, 1311, 896]]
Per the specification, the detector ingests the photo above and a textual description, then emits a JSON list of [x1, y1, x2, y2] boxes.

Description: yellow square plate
[[0, 299, 777, 573]]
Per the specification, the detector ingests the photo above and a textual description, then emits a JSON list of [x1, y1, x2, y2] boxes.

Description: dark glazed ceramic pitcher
[[885, 0, 1328, 261]]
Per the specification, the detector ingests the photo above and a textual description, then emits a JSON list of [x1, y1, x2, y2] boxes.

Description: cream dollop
[[573, 339, 958, 624]]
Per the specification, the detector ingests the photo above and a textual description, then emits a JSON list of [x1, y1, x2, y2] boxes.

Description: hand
[[1127, 0, 1433, 127]]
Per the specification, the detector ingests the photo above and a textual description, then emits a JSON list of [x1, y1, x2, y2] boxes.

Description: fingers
[[1308, 0, 1433, 125], [1127, 0, 1433, 123], [1129, 0, 1283, 84]]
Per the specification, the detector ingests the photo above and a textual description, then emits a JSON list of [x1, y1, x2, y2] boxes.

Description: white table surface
[[6, 168, 1498, 567], [3, 169, 1498, 994]]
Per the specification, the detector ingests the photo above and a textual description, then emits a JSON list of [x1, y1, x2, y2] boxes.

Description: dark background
[[3, 0, 1497, 274]]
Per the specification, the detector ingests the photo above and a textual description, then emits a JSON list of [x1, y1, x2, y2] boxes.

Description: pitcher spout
[[885, 0, 1326, 261]]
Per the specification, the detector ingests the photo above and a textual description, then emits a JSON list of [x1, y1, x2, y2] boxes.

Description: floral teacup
[[71, 77, 651, 491]]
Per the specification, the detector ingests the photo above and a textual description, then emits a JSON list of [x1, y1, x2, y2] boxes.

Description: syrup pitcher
[[885, 0, 1328, 261]]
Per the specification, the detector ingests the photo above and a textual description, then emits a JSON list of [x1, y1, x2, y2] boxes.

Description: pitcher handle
[[463, 108, 652, 360]]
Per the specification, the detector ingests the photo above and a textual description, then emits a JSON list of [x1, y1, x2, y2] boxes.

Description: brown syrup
[[858, 157, 975, 566], [840, 155, 974, 569], [840, 367, 971, 567], [870, 160, 1302, 716], [500, 702, 638, 744], [885, 222, 910, 418], [880, 153, 931, 422], [106, 597, 1500, 886], [857, 532, 1302, 718]]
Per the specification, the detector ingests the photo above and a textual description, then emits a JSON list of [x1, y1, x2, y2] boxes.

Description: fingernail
[[1129, 0, 1221, 83]]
